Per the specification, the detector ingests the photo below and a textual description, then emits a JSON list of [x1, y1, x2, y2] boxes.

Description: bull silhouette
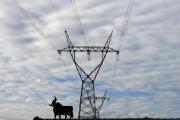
[[49, 96, 73, 119]]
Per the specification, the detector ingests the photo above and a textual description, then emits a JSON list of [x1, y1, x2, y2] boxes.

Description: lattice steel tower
[[58, 31, 119, 119]]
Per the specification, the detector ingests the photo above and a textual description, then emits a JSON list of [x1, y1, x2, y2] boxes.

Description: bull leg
[[65, 115, 67, 119], [71, 112, 73, 119], [54, 114, 56, 120], [59, 115, 61, 120]]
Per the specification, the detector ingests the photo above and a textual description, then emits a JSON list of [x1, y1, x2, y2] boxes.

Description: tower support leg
[[78, 80, 96, 119]]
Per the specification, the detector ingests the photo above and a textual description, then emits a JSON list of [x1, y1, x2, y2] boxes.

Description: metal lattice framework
[[58, 31, 119, 119], [84, 90, 110, 118], [58, 46, 119, 53]]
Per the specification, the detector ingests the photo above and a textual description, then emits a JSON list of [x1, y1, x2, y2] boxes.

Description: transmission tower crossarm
[[57, 46, 118, 53]]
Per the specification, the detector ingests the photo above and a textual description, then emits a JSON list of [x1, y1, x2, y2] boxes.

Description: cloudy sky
[[0, 0, 180, 120]]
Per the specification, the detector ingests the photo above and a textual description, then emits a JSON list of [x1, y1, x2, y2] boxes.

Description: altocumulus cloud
[[0, 0, 180, 120]]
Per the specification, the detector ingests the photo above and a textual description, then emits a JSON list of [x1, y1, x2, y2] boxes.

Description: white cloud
[[0, 0, 180, 119]]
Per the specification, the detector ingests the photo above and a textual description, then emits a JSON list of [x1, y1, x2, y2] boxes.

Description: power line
[[49, 0, 65, 31], [108, 0, 117, 98], [49, 0, 80, 92], [109, 96, 180, 99], [12, 0, 79, 94], [49, 0, 91, 92], [59, 54, 80, 93], [112, 0, 117, 30], [48, 0, 84, 94], [12, 0, 58, 51], [70, 0, 92, 72], [118, 0, 134, 51], [70, 0, 88, 46], [109, 58, 118, 99], [70, 0, 87, 49], [109, 0, 134, 99], [49, 0, 79, 93], [70, 0, 88, 48]]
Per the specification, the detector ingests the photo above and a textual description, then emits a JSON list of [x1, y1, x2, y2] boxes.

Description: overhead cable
[[112, 0, 117, 30], [49, 0, 81, 93], [59, 54, 80, 93], [12, 0, 58, 50], [108, 0, 117, 98], [70, 0, 92, 71], [49, 0, 65, 31], [109, 0, 134, 99], [118, 0, 134, 52], [70, 0, 88, 47], [12, 0, 79, 94]]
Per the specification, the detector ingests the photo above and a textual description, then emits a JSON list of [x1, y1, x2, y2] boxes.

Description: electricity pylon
[[58, 31, 119, 119]]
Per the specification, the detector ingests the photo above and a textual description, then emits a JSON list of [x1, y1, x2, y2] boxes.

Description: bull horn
[[49, 103, 52, 106], [54, 96, 57, 100], [54, 96, 56, 99]]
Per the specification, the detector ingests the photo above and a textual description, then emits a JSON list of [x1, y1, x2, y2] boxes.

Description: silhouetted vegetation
[[33, 116, 42, 120]]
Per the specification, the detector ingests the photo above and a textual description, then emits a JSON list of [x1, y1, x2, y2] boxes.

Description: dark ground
[[33, 116, 180, 120], [38, 118, 180, 120]]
